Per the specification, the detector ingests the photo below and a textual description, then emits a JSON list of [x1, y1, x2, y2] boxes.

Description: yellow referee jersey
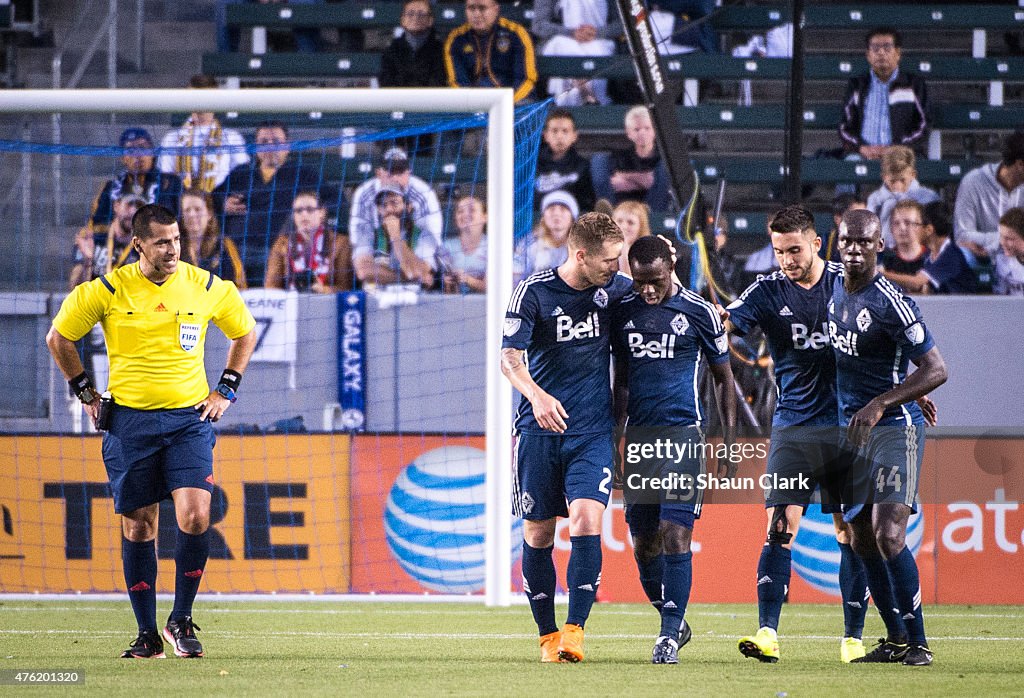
[[53, 262, 256, 410]]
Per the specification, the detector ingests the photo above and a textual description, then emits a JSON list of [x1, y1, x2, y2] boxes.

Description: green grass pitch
[[0, 601, 1020, 696]]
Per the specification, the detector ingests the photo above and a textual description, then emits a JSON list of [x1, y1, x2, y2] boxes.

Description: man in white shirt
[[158, 75, 249, 192], [348, 147, 442, 283]]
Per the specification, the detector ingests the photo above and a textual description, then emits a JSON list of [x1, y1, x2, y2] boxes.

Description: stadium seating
[[222, 3, 1024, 32], [201, 52, 1024, 84]]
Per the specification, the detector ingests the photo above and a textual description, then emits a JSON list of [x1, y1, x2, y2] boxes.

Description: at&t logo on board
[[384, 446, 522, 593]]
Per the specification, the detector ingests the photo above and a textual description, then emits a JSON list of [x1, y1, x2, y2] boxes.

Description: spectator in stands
[[349, 146, 442, 272], [994, 207, 1024, 296], [85, 128, 182, 235], [838, 27, 929, 160], [69, 192, 144, 289], [608, 106, 671, 210], [265, 189, 352, 292], [444, 0, 537, 104], [380, 0, 446, 88], [612, 200, 651, 275], [535, 108, 595, 214], [215, 120, 330, 288], [954, 129, 1024, 263], [879, 199, 928, 292], [179, 188, 246, 289], [890, 201, 978, 294], [159, 75, 249, 192], [514, 190, 577, 283], [439, 195, 488, 294], [532, 0, 619, 106], [353, 185, 437, 287], [867, 145, 940, 248], [822, 193, 867, 261]]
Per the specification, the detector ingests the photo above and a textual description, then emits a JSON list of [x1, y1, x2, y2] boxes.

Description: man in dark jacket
[[444, 0, 537, 104], [535, 108, 595, 214], [214, 121, 339, 288], [838, 27, 929, 160], [87, 128, 183, 234], [380, 0, 447, 87]]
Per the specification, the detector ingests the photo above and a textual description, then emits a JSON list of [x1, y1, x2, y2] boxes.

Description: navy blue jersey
[[726, 262, 844, 427], [503, 270, 634, 435], [612, 287, 729, 427], [828, 274, 935, 426]]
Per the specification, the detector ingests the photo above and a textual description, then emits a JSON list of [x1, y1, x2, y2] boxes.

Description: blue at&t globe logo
[[385, 446, 523, 593]]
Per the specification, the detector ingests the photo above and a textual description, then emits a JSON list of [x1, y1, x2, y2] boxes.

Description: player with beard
[[724, 206, 934, 663]]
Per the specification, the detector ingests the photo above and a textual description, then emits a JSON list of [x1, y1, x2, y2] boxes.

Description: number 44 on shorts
[[875, 466, 902, 493]]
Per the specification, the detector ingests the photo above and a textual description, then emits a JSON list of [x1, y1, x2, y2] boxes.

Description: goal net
[[0, 88, 547, 605]]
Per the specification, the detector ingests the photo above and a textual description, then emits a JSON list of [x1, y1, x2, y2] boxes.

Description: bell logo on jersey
[[628, 332, 676, 359], [828, 320, 859, 356], [791, 322, 829, 350], [556, 311, 600, 342]]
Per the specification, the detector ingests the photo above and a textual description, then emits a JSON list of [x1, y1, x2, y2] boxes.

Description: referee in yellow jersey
[[46, 204, 257, 659]]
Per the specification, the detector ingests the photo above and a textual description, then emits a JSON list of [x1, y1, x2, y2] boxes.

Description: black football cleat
[[678, 619, 693, 648], [902, 644, 933, 666], [120, 630, 166, 659], [163, 616, 204, 658], [851, 638, 909, 663]]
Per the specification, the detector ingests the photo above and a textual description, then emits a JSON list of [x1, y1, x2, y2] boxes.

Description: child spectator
[[535, 109, 595, 214], [890, 201, 978, 294], [514, 190, 578, 283], [439, 195, 488, 293], [866, 145, 939, 248], [995, 207, 1024, 295], [612, 200, 651, 275], [879, 199, 928, 292]]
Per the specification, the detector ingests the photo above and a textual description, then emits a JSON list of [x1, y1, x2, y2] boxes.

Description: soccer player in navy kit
[[724, 206, 871, 663], [612, 236, 736, 664], [830, 209, 947, 666], [501, 212, 632, 663]]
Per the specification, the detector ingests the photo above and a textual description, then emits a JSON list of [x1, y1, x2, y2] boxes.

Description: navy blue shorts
[[764, 425, 848, 511], [512, 432, 614, 520], [840, 423, 926, 522], [622, 425, 705, 531], [101, 404, 216, 514]]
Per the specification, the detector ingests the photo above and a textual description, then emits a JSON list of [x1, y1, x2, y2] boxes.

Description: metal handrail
[[51, 0, 118, 91]]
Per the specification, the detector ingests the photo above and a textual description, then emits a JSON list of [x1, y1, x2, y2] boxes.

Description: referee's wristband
[[219, 369, 242, 392], [69, 371, 98, 403]]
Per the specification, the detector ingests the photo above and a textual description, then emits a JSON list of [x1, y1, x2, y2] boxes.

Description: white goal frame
[[2, 88, 515, 607]]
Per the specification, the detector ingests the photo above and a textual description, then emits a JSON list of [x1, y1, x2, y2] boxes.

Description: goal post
[[1, 88, 518, 606]]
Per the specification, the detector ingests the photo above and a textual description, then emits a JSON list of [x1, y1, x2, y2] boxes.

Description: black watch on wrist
[[78, 386, 100, 404], [215, 383, 237, 403]]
